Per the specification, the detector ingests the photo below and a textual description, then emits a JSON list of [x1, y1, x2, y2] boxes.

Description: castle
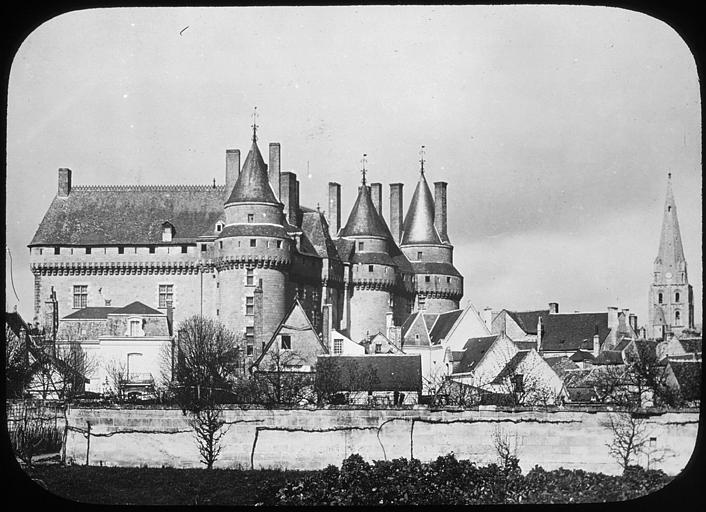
[[29, 120, 463, 362]]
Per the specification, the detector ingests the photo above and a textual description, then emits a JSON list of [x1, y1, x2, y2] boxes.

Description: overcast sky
[[6, 5, 702, 327]]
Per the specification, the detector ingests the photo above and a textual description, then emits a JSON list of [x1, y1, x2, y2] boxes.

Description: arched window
[[675, 291, 680, 302], [658, 292, 663, 304], [675, 311, 681, 325]]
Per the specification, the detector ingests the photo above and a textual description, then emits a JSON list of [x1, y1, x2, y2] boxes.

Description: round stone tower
[[399, 159, 463, 314], [338, 174, 399, 343], [216, 133, 290, 357]]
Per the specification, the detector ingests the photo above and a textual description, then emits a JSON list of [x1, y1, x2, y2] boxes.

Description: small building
[[315, 354, 422, 405], [663, 359, 701, 406], [361, 331, 404, 355], [328, 329, 365, 356]]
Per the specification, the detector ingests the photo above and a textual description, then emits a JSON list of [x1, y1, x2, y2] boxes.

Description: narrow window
[[658, 292, 663, 304], [250, 239, 257, 247], [246, 345, 254, 356], [675, 311, 681, 325], [54, 247, 60, 255], [216, 223, 223, 232], [158, 285, 174, 308], [417, 251, 422, 260], [425, 275, 431, 283], [219, 241, 223, 249], [334, 338, 343, 354], [262, 341, 266, 352], [85, 247, 92, 255], [368, 265, 374, 272], [247, 213, 254, 223], [246, 268, 254, 286], [246, 326, 255, 351], [447, 277, 451, 283], [118, 247, 124, 254], [73, 285, 88, 308], [216, 309, 219, 316], [149, 246, 155, 254], [276, 240, 282, 248], [281, 335, 292, 350], [246, 296, 254, 315], [358, 241, 364, 251], [129, 319, 141, 337], [675, 292, 680, 302], [39, 248, 43, 255], [201, 244, 207, 252], [181, 245, 188, 254], [70, 248, 73, 255], [375, 343, 382, 353]]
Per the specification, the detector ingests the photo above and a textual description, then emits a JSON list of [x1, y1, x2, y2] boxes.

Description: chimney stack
[[482, 307, 494, 331], [389, 183, 404, 244], [592, 327, 601, 357], [225, 149, 240, 201], [371, 183, 383, 217], [548, 302, 559, 314], [537, 316, 543, 353], [434, 182, 449, 243], [268, 143, 281, 201], [322, 303, 332, 351], [328, 182, 341, 236], [280, 172, 299, 226], [629, 313, 638, 334], [607, 306, 619, 349], [58, 168, 72, 197]]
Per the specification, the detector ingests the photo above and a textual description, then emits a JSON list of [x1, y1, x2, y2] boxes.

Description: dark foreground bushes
[[276, 453, 673, 505]]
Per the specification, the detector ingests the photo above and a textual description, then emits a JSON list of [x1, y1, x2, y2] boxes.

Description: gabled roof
[[491, 351, 532, 384], [226, 140, 279, 204], [400, 171, 442, 245], [506, 309, 549, 335], [63, 307, 120, 320], [316, 354, 422, 392], [339, 184, 390, 238], [428, 309, 464, 344], [30, 185, 225, 246], [541, 313, 611, 352], [454, 335, 502, 374]]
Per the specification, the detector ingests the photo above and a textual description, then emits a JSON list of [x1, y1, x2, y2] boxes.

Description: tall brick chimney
[[225, 149, 240, 201], [328, 182, 341, 236], [629, 313, 638, 334], [269, 143, 281, 201], [254, 279, 264, 357], [548, 302, 559, 314], [58, 168, 72, 197], [389, 183, 404, 244], [607, 306, 619, 349], [371, 183, 383, 217], [281, 172, 299, 226], [433, 181, 448, 243]]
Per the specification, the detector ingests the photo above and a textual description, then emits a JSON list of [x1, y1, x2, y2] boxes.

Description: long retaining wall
[[64, 406, 700, 475]]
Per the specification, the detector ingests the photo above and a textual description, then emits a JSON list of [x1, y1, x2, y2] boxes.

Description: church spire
[[656, 172, 686, 271]]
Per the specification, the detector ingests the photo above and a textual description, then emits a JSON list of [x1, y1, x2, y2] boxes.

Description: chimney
[[592, 324, 600, 357], [620, 309, 630, 331], [482, 307, 494, 331], [629, 313, 638, 334], [434, 182, 449, 243], [385, 311, 394, 339], [281, 172, 299, 226], [58, 168, 72, 197], [322, 303, 332, 351], [254, 279, 264, 358], [225, 149, 240, 201], [328, 182, 341, 236], [389, 183, 404, 244], [371, 183, 383, 217], [607, 306, 619, 349], [537, 316, 543, 353], [548, 302, 559, 314], [269, 143, 281, 201]]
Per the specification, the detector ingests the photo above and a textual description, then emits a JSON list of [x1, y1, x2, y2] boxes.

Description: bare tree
[[492, 425, 520, 472], [190, 398, 230, 470], [605, 411, 651, 470], [104, 359, 128, 402], [255, 348, 315, 405], [5, 324, 32, 398]]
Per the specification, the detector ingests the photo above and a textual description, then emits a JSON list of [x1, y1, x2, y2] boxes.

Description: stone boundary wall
[[63, 406, 700, 475]]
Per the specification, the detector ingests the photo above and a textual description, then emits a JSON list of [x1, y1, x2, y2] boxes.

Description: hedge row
[[276, 453, 672, 505]]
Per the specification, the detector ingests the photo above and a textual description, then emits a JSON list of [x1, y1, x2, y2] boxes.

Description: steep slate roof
[[111, 301, 164, 316], [668, 360, 701, 401], [491, 351, 532, 384], [544, 356, 580, 377], [400, 171, 442, 245], [300, 210, 340, 260], [428, 309, 464, 344], [454, 335, 502, 374], [541, 313, 611, 352], [316, 354, 422, 392], [594, 350, 624, 365], [678, 337, 702, 354], [506, 309, 549, 335], [339, 184, 390, 238], [423, 314, 439, 331], [333, 238, 355, 261], [30, 185, 225, 246], [63, 307, 120, 320], [226, 140, 279, 204]]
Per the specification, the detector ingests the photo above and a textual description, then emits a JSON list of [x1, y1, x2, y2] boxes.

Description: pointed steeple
[[655, 173, 686, 270], [225, 116, 278, 204], [339, 158, 389, 238], [400, 155, 442, 246]]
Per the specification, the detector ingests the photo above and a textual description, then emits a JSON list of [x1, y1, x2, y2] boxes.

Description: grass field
[[20, 464, 313, 505]]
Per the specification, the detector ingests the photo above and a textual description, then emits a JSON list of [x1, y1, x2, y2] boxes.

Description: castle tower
[[648, 174, 694, 339], [338, 158, 399, 342], [217, 118, 291, 358], [399, 148, 463, 314]]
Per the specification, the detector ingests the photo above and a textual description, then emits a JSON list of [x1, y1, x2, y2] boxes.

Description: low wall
[[64, 406, 700, 475]]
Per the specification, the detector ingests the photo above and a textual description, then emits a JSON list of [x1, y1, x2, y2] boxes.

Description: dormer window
[[128, 318, 144, 337], [162, 222, 175, 242], [215, 221, 224, 233]]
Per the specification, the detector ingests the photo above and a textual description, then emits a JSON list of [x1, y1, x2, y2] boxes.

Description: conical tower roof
[[226, 140, 278, 204], [339, 183, 390, 238], [656, 174, 686, 268], [400, 170, 442, 245]]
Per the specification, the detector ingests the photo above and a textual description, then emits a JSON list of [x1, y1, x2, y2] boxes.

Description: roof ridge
[[72, 184, 224, 192]]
